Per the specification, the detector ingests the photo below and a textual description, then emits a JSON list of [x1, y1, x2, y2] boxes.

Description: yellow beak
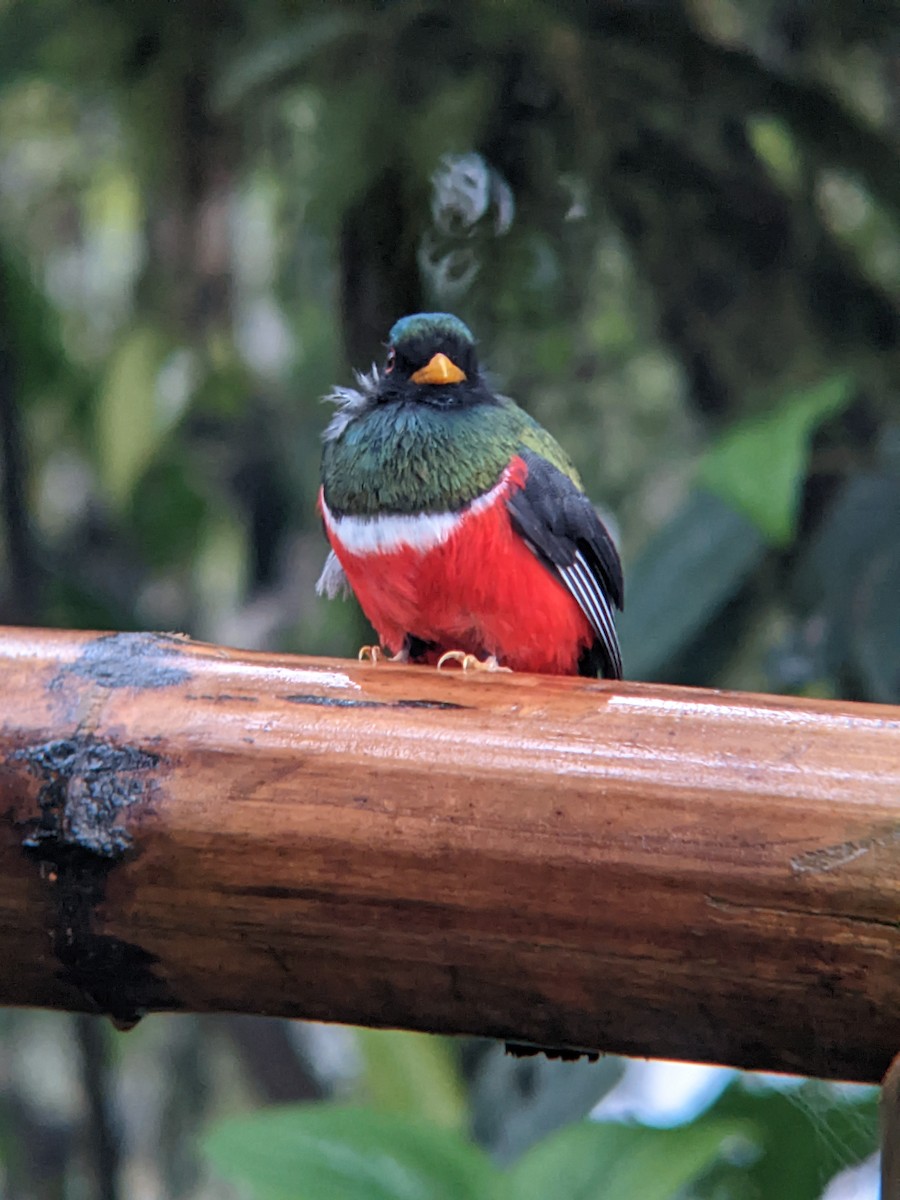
[[410, 352, 467, 385]]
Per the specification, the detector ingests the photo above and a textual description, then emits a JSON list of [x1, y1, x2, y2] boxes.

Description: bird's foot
[[358, 644, 410, 665], [436, 650, 512, 673]]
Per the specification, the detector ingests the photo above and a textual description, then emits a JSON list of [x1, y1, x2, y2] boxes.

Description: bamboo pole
[[0, 626, 898, 1082]]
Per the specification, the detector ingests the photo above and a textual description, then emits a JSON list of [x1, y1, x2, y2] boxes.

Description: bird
[[316, 312, 623, 678]]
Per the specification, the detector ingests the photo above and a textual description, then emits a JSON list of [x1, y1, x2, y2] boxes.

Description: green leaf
[[129, 456, 208, 569], [500, 1119, 740, 1200], [355, 1029, 468, 1131], [0, 238, 85, 411], [202, 1105, 498, 1200], [794, 472, 900, 700], [702, 1078, 878, 1200], [617, 490, 767, 680], [193, 511, 249, 629], [747, 116, 802, 192], [698, 375, 854, 544], [95, 327, 173, 508]]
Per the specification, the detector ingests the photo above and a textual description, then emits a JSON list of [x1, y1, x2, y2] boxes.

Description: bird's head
[[381, 313, 483, 405]]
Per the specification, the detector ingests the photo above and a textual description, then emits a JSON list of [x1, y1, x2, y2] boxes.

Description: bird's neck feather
[[323, 401, 516, 516]]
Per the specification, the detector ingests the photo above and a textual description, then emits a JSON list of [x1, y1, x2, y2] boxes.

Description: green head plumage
[[385, 312, 479, 385], [388, 312, 475, 348]]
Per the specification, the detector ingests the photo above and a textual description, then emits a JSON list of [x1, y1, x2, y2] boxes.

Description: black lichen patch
[[62, 631, 191, 690], [19, 738, 160, 858], [284, 692, 468, 711], [15, 734, 177, 1023], [40, 844, 177, 1023]]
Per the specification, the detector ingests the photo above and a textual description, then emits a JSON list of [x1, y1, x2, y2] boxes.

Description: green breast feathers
[[322, 387, 581, 518]]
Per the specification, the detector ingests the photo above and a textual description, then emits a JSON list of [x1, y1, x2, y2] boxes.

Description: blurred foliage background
[[0, 0, 897, 1196]]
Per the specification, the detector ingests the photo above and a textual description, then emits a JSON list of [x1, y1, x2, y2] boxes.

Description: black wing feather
[[507, 450, 624, 679]]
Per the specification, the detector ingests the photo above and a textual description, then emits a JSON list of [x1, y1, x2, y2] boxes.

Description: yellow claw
[[358, 644, 410, 665], [436, 650, 512, 673]]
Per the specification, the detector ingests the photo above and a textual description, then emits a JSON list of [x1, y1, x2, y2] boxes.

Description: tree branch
[[0, 627, 898, 1082]]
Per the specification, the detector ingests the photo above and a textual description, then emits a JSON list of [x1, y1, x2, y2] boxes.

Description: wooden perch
[[0, 627, 898, 1083]]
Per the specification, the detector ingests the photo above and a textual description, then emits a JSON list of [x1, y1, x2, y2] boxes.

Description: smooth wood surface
[[0, 627, 898, 1081]]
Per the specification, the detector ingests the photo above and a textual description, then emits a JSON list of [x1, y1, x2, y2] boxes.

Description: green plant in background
[[618, 373, 866, 688], [201, 1073, 880, 1200], [202, 1104, 744, 1200], [698, 376, 854, 549], [200, 1032, 879, 1200]]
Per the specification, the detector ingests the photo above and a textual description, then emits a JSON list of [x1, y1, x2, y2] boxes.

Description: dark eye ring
[[385, 348, 396, 374]]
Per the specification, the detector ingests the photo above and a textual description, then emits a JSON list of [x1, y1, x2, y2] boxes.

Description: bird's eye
[[385, 348, 396, 374]]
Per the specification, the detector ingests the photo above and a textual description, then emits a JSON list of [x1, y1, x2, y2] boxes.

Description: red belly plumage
[[320, 460, 595, 675]]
